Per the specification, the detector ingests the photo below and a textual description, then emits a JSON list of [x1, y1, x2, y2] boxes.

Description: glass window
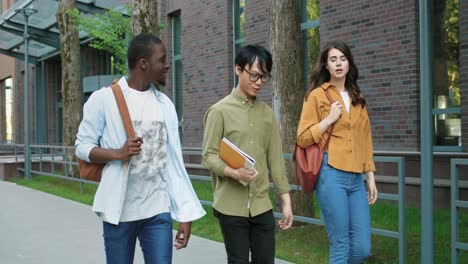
[[233, 0, 246, 52], [433, 0, 461, 150], [300, 0, 320, 90], [233, 0, 246, 86], [172, 13, 183, 144]]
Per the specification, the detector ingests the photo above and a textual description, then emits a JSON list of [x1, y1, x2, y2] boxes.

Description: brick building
[[159, 0, 467, 206]]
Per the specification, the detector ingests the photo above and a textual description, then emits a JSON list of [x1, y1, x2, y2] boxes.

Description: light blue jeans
[[103, 212, 173, 264], [316, 153, 371, 264]]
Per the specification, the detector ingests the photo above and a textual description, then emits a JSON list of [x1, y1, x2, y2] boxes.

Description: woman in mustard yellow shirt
[[297, 41, 378, 264]]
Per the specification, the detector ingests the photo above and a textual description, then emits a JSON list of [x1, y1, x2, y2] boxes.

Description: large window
[[172, 12, 183, 144], [233, 0, 245, 86], [300, 0, 320, 90], [433, 0, 461, 151]]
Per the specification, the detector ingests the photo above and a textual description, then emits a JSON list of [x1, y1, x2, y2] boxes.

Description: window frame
[[232, 0, 246, 87], [171, 12, 183, 144], [300, 0, 320, 91]]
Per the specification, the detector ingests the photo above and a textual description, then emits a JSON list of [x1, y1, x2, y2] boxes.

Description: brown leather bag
[[294, 88, 335, 193], [78, 83, 135, 182]]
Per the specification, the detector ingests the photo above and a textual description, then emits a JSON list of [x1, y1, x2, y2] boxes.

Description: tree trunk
[[131, 0, 159, 35], [268, 1, 315, 218], [57, 0, 82, 177]]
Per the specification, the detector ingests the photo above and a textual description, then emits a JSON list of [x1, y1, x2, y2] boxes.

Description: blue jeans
[[316, 153, 371, 264], [103, 212, 173, 264]]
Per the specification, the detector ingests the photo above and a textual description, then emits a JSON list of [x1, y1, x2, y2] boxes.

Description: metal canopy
[[0, 0, 127, 61]]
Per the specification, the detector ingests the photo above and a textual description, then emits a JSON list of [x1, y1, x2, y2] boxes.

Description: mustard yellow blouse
[[296, 83, 375, 173]]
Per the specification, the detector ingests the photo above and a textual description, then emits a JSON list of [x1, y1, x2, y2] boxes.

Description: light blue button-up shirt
[[75, 77, 206, 225]]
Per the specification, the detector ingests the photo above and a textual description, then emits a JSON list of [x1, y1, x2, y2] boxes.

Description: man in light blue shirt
[[75, 34, 205, 264]]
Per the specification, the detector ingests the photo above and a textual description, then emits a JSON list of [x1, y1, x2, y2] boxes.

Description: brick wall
[[160, 1, 468, 152], [461, 0, 468, 150], [245, 0, 273, 105], [162, 0, 233, 147], [161, 0, 280, 147], [160, 0, 421, 150], [320, 0, 419, 151], [42, 47, 112, 144]]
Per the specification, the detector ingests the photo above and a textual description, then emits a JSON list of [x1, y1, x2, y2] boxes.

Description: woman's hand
[[328, 101, 343, 123], [366, 172, 378, 205], [319, 101, 343, 133]]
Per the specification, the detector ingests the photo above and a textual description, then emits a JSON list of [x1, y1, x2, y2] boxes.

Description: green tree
[[70, 7, 131, 74], [445, 0, 460, 106], [56, 0, 81, 176], [131, 0, 164, 36], [268, 0, 314, 217]]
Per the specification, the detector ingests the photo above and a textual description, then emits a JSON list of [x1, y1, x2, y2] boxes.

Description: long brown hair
[[306, 41, 366, 106]]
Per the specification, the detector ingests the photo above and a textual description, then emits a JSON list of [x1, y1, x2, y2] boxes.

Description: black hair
[[307, 41, 366, 106], [127, 34, 163, 70], [235, 45, 273, 74]]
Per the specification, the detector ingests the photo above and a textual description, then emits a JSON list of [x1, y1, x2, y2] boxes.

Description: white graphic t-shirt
[[120, 88, 170, 222]]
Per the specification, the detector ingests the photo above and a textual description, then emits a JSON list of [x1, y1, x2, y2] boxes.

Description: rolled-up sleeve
[[74, 91, 105, 162], [296, 96, 323, 148], [362, 107, 376, 172], [202, 107, 227, 176]]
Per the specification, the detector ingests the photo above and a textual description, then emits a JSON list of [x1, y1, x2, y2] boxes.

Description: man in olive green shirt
[[202, 45, 293, 264]]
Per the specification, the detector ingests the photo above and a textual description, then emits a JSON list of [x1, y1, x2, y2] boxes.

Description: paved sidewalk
[[0, 181, 292, 264]]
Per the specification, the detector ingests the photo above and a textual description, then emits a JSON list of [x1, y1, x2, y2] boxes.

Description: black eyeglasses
[[243, 68, 271, 83]]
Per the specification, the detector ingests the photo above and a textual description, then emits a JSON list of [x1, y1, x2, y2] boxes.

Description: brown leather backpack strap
[[322, 88, 335, 152], [111, 83, 135, 138]]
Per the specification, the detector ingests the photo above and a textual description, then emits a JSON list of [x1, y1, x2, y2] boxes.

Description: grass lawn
[[8, 175, 468, 263]]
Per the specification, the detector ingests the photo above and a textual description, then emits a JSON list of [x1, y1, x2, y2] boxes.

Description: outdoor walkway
[[0, 181, 292, 264]]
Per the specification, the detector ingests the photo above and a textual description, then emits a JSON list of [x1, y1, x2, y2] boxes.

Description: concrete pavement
[[0, 181, 293, 264]]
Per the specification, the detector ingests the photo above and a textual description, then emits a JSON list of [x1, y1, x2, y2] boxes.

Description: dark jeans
[[216, 209, 276, 264], [102, 212, 173, 264]]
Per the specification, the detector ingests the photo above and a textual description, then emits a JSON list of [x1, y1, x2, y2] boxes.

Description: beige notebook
[[219, 137, 255, 186]]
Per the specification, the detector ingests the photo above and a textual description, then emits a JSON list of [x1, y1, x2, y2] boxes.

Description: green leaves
[[68, 7, 131, 74]]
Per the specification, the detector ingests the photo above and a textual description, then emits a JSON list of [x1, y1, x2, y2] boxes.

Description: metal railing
[[184, 149, 407, 263], [1, 144, 406, 262], [451, 158, 468, 264]]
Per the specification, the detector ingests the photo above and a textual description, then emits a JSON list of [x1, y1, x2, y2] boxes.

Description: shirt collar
[[118, 76, 164, 103], [320, 82, 333, 91], [231, 87, 256, 105]]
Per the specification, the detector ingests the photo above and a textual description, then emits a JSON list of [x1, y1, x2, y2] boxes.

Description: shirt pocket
[[319, 104, 330, 121]]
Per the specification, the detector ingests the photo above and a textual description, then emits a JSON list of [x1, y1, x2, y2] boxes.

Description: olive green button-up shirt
[[202, 88, 291, 217]]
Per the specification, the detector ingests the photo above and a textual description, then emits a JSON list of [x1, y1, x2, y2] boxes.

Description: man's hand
[[224, 167, 258, 183], [89, 136, 143, 164], [175, 222, 192, 250], [117, 137, 143, 160], [278, 192, 293, 230]]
